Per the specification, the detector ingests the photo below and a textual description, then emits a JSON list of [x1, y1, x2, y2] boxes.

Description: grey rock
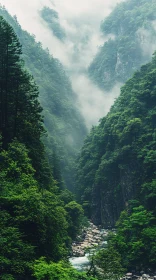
[[142, 275, 150, 279]]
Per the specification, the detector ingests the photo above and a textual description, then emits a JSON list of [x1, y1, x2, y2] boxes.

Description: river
[[69, 253, 90, 271], [69, 222, 109, 271]]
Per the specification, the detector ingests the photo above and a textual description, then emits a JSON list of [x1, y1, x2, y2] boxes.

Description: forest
[[76, 53, 156, 271], [0, 0, 156, 279], [89, 0, 156, 90], [0, 15, 94, 280], [0, 6, 87, 191]]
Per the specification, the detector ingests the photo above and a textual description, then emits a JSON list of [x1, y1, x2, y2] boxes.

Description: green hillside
[[0, 15, 95, 280], [0, 6, 87, 190], [89, 0, 156, 90], [77, 52, 156, 226], [40, 6, 66, 41], [77, 51, 156, 271]]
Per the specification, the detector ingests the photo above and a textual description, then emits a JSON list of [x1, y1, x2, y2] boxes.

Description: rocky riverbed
[[70, 223, 156, 279], [71, 222, 109, 257], [121, 273, 156, 280]]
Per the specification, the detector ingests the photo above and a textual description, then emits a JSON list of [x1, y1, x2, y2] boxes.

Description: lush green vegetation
[[90, 201, 156, 275], [33, 258, 96, 280], [110, 203, 156, 271], [0, 1, 156, 278], [0, 16, 92, 280], [84, 1, 156, 271], [88, 245, 125, 280], [76, 52, 156, 270], [0, 5, 87, 191], [40, 6, 66, 41], [89, 0, 156, 90]]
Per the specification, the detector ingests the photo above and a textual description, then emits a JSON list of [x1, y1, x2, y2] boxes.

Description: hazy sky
[[0, 0, 124, 128]]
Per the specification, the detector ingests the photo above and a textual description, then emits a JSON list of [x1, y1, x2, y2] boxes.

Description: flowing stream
[[69, 223, 109, 271], [69, 253, 90, 271]]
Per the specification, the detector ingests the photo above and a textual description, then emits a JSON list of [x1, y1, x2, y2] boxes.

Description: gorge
[[0, 0, 155, 279]]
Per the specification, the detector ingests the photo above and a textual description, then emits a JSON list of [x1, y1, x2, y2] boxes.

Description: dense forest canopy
[[77, 52, 156, 225], [0, 5, 87, 191], [76, 52, 156, 271], [0, 15, 93, 280], [0, 0, 156, 279]]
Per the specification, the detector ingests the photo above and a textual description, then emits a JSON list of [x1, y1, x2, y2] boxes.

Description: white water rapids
[[69, 253, 90, 271]]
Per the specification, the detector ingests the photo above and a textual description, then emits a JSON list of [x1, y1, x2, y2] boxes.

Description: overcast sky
[[0, 0, 124, 128]]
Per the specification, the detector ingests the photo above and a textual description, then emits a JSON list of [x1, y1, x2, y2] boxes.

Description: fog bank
[[0, 0, 124, 128]]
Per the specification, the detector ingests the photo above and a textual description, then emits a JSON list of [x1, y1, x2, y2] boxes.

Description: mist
[[0, 0, 124, 128], [137, 26, 156, 58], [71, 74, 122, 128]]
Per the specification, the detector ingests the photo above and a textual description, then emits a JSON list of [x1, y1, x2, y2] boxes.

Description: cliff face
[[88, 0, 156, 91], [93, 161, 140, 227], [75, 0, 156, 228], [76, 54, 156, 227]]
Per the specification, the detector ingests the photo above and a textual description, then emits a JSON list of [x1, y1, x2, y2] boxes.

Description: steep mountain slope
[[40, 6, 66, 41], [0, 16, 94, 280], [89, 0, 156, 90], [76, 52, 156, 227], [0, 6, 87, 190]]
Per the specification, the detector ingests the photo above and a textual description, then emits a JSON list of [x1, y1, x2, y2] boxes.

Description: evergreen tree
[[0, 7, 87, 191], [0, 16, 22, 146], [0, 16, 52, 188]]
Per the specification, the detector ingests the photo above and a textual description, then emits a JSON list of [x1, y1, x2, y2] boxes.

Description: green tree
[[65, 201, 84, 239], [111, 204, 156, 270], [93, 246, 125, 280], [0, 211, 34, 280], [0, 7, 87, 191], [0, 16, 52, 188], [0, 140, 70, 279], [33, 258, 96, 280], [89, 0, 156, 90]]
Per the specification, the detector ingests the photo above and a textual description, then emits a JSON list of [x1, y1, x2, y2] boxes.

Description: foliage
[[0, 6, 87, 191], [0, 211, 34, 279], [89, 0, 156, 90], [40, 6, 66, 41], [76, 51, 156, 270], [0, 15, 52, 189], [33, 258, 96, 280], [109, 203, 156, 271], [0, 140, 70, 278], [0, 16, 86, 279], [0, 140, 86, 279], [77, 52, 156, 224], [65, 201, 84, 239], [59, 188, 76, 204], [93, 246, 125, 280]]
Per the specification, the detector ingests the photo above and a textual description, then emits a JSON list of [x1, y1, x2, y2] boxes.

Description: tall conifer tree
[[0, 16, 51, 188]]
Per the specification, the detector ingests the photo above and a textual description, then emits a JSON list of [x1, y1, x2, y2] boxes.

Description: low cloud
[[137, 26, 156, 58], [72, 74, 122, 128], [0, 0, 124, 128]]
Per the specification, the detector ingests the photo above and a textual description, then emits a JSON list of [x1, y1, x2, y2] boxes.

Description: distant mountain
[[88, 0, 156, 90], [40, 6, 66, 41], [0, 6, 87, 190]]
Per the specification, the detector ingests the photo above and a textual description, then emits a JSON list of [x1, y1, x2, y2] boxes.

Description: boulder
[[92, 229, 100, 234], [142, 275, 150, 279], [126, 273, 133, 277], [91, 242, 98, 246]]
